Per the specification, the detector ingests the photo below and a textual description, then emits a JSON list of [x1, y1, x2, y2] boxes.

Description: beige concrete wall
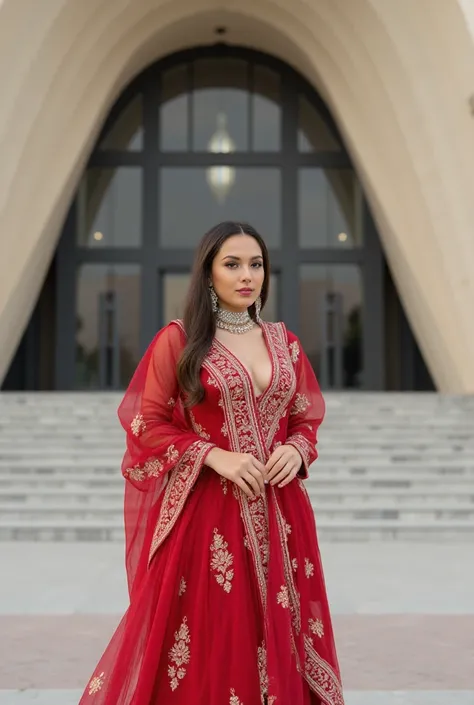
[[0, 0, 474, 391]]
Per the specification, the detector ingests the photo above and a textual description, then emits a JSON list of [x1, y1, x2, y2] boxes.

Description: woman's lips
[[237, 289, 253, 296]]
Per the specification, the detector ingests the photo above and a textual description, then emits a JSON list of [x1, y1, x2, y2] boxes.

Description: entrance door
[[48, 46, 386, 391]]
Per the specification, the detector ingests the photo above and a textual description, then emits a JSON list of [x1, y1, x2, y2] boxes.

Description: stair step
[[0, 518, 473, 542], [0, 391, 472, 541]]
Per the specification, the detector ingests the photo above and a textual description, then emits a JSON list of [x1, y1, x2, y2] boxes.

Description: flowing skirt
[[79, 470, 343, 705]]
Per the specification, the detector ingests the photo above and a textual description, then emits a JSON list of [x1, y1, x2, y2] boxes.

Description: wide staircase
[[0, 392, 473, 541]]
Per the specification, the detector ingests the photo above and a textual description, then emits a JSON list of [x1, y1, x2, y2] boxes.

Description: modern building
[[1, 0, 474, 393]]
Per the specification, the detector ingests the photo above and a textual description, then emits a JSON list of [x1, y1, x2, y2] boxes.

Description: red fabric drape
[[118, 323, 215, 596], [79, 321, 344, 705]]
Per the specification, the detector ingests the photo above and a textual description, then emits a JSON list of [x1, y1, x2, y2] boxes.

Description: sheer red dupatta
[[285, 332, 326, 479], [118, 321, 215, 597]]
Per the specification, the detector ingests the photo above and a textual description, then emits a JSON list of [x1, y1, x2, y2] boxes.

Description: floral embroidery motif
[[309, 617, 324, 638], [291, 393, 311, 415], [165, 444, 179, 463], [285, 521, 292, 537], [210, 529, 234, 593], [189, 410, 211, 440], [178, 577, 187, 597], [149, 441, 214, 563], [88, 671, 105, 695], [126, 465, 146, 482], [124, 456, 164, 482], [289, 340, 300, 363], [230, 689, 244, 705], [292, 558, 298, 571], [130, 413, 146, 437], [258, 642, 269, 699], [220, 477, 228, 494], [303, 635, 344, 705], [305, 558, 315, 578], [168, 617, 190, 691], [277, 585, 290, 608], [221, 422, 228, 437], [168, 397, 176, 407]]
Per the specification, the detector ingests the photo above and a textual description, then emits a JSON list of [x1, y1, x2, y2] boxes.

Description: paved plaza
[[0, 540, 473, 704]]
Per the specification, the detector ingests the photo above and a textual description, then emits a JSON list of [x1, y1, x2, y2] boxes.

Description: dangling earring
[[255, 295, 262, 322], [209, 283, 218, 313]]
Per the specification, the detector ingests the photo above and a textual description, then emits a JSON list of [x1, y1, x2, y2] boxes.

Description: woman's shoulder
[[147, 319, 186, 358], [262, 319, 298, 344]]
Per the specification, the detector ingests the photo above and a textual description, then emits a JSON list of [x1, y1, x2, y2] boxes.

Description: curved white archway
[[1, 0, 474, 391]]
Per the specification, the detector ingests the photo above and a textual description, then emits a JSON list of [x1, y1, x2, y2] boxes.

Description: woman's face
[[210, 234, 265, 313]]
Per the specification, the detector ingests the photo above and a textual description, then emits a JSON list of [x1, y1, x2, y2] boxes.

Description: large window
[[55, 46, 383, 391]]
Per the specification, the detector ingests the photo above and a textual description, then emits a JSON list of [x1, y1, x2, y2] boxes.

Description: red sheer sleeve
[[117, 321, 215, 595], [285, 330, 325, 479], [118, 321, 215, 490]]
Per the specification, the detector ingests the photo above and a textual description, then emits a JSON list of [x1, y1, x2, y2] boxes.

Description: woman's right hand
[[206, 448, 266, 497]]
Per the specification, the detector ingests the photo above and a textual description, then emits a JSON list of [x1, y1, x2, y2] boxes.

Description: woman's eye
[[225, 262, 238, 269], [252, 262, 263, 268]]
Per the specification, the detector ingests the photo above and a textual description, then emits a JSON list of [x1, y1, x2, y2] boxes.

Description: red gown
[[79, 320, 344, 705]]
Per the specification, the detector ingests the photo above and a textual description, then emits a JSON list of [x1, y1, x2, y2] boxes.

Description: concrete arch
[[0, 0, 474, 391]]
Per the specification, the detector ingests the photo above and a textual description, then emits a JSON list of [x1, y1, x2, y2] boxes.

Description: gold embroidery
[[189, 410, 211, 440], [258, 642, 269, 698], [275, 501, 301, 633], [202, 323, 296, 614], [88, 671, 105, 695], [285, 521, 292, 537], [221, 422, 228, 437], [130, 414, 146, 437], [168, 397, 176, 407], [124, 456, 164, 482], [165, 444, 179, 464], [286, 433, 312, 470], [291, 393, 311, 415], [289, 340, 300, 363], [126, 465, 146, 482], [203, 340, 271, 607], [277, 585, 290, 608], [303, 635, 344, 705], [305, 558, 315, 578], [168, 617, 190, 691], [220, 476, 228, 494], [309, 617, 324, 638], [292, 558, 298, 571], [210, 528, 234, 593], [258, 324, 297, 444], [178, 577, 187, 597], [230, 689, 243, 705], [149, 441, 214, 563]]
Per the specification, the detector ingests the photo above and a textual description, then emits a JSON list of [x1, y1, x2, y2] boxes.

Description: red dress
[[79, 320, 344, 705]]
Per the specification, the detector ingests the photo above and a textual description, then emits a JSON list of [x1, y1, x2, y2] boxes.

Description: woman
[[80, 221, 344, 705]]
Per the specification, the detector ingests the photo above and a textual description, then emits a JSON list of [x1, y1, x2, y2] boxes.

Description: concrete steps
[[0, 391, 473, 540]]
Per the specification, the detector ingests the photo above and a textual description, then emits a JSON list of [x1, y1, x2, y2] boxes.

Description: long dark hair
[[177, 221, 270, 407]]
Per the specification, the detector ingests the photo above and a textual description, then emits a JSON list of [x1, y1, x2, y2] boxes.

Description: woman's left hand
[[265, 445, 302, 488]]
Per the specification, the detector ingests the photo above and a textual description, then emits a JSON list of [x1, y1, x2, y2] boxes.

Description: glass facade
[[76, 264, 141, 389], [52, 46, 386, 391]]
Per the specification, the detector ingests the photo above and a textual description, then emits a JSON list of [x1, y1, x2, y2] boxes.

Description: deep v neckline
[[213, 323, 275, 403]]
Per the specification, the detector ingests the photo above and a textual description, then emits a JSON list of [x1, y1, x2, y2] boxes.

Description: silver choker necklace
[[215, 307, 255, 334]]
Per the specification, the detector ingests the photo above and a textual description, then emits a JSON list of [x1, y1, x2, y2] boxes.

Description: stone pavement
[[0, 541, 473, 704]]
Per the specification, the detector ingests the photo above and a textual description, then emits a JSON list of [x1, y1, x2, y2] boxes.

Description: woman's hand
[[206, 448, 266, 498], [265, 445, 302, 488]]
